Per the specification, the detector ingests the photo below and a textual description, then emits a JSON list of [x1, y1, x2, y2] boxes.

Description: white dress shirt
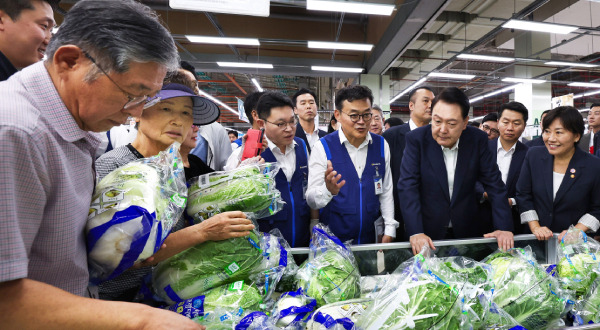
[[441, 139, 459, 200], [552, 172, 564, 201], [306, 128, 398, 237], [303, 126, 321, 151], [408, 118, 418, 131], [497, 139, 517, 206], [590, 131, 595, 150], [264, 136, 297, 182]]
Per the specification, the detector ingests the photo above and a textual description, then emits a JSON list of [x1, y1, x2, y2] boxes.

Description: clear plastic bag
[[483, 247, 572, 330], [272, 288, 317, 329], [572, 273, 600, 325], [556, 226, 600, 298], [86, 142, 186, 284], [186, 163, 284, 222], [235, 311, 279, 330], [306, 298, 372, 330], [296, 224, 361, 307]]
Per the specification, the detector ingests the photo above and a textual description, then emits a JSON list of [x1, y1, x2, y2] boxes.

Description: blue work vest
[[259, 137, 311, 247], [320, 131, 385, 244]]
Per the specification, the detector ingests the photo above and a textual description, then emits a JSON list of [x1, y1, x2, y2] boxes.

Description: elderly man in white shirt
[[306, 85, 397, 245]]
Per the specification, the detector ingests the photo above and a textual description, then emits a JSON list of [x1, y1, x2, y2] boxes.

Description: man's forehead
[[298, 93, 314, 100], [342, 99, 371, 112]]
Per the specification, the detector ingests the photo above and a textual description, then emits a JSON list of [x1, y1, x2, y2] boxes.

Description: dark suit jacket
[[516, 146, 600, 233], [525, 136, 544, 148], [476, 138, 528, 234], [295, 122, 327, 154], [382, 123, 411, 240], [579, 133, 591, 153], [398, 125, 513, 240]]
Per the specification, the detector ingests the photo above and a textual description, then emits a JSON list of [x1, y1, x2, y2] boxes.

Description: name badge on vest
[[302, 171, 308, 199], [374, 166, 383, 195]]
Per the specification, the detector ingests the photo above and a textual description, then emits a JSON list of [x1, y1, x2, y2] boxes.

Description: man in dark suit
[[477, 102, 529, 234], [382, 86, 434, 241], [398, 87, 514, 255], [525, 110, 550, 147], [292, 88, 327, 154], [582, 104, 600, 156]]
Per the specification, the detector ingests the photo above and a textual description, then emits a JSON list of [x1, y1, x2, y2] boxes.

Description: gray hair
[[372, 104, 384, 117], [46, 0, 179, 80]]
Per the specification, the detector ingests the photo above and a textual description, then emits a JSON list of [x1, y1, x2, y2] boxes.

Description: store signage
[[551, 93, 574, 108], [169, 0, 270, 17]]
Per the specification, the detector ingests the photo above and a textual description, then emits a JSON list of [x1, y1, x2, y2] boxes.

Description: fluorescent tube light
[[574, 90, 600, 99], [217, 62, 273, 69], [428, 72, 476, 80], [251, 78, 263, 92], [308, 41, 373, 51], [307, 0, 394, 16], [470, 84, 518, 104], [502, 77, 546, 84], [389, 77, 427, 103], [568, 82, 600, 88], [186, 35, 260, 46], [197, 89, 238, 115], [545, 61, 598, 68], [502, 19, 578, 35], [311, 66, 364, 73], [457, 54, 515, 63]]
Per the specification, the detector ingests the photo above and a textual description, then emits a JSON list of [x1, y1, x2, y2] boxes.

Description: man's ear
[[0, 10, 12, 32], [52, 46, 87, 76]]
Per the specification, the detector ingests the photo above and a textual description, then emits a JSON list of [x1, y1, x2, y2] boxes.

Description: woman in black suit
[[516, 106, 600, 241]]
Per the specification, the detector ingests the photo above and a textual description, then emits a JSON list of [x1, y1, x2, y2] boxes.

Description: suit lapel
[[554, 149, 585, 204], [451, 138, 470, 205], [541, 151, 554, 204], [425, 133, 450, 203], [506, 142, 526, 189]]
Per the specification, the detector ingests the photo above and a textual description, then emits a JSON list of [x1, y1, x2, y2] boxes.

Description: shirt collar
[[408, 119, 418, 131], [441, 138, 460, 152], [265, 134, 296, 154], [497, 138, 516, 153], [338, 126, 372, 148]]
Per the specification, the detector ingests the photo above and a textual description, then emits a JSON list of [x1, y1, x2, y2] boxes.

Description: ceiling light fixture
[[217, 62, 273, 69], [568, 82, 600, 88], [573, 90, 600, 99], [502, 77, 546, 84], [456, 54, 515, 63], [197, 89, 238, 115], [251, 78, 264, 92], [186, 35, 260, 46], [545, 61, 598, 68], [308, 41, 374, 51], [502, 19, 578, 35], [306, 0, 394, 16], [389, 77, 427, 104], [311, 66, 364, 73], [428, 72, 476, 80], [470, 84, 519, 104]]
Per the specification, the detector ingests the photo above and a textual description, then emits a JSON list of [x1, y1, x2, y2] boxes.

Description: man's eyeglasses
[[83, 51, 155, 110], [341, 110, 372, 123], [482, 124, 500, 135], [264, 117, 298, 130]]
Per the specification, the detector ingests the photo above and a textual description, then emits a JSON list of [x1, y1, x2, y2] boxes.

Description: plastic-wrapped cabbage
[[572, 275, 600, 325], [359, 275, 390, 297], [296, 225, 361, 307], [187, 163, 284, 222], [356, 252, 464, 329], [153, 231, 264, 303], [87, 142, 186, 284], [194, 307, 245, 330], [484, 247, 571, 330], [168, 280, 262, 320], [272, 288, 316, 328], [235, 312, 279, 330], [556, 226, 600, 298], [306, 298, 372, 330]]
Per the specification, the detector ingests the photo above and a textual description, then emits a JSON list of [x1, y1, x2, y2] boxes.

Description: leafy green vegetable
[[572, 276, 600, 325], [153, 232, 265, 303], [484, 248, 567, 330], [558, 253, 599, 297], [186, 164, 282, 222]]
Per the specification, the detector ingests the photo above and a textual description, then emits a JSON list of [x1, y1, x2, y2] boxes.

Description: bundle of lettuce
[[355, 250, 466, 329], [483, 247, 572, 330], [236, 311, 279, 330], [296, 224, 361, 307], [168, 280, 263, 321], [187, 163, 284, 222], [272, 288, 317, 329], [306, 298, 372, 330], [153, 229, 292, 304], [571, 274, 600, 325], [556, 226, 600, 298], [86, 142, 186, 284]]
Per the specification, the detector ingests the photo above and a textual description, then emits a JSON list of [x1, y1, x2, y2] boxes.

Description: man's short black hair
[[541, 109, 551, 119], [431, 87, 470, 118], [180, 61, 198, 80], [469, 121, 481, 127], [0, 0, 60, 20], [335, 85, 373, 110], [499, 101, 529, 122], [384, 117, 404, 127], [292, 88, 316, 107], [481, 112, 498, 124], [228, 131, 237, 137], [243, 91, 265, 125], [256, 91, 295, 121], [590, 103, 600, 109], [542, 106, 585, 145], [408, 86, 435, 103]]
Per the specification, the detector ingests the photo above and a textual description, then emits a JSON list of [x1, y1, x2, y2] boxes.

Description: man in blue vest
[[306, 85, 398, 244], [255, 91, 312, 247]]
